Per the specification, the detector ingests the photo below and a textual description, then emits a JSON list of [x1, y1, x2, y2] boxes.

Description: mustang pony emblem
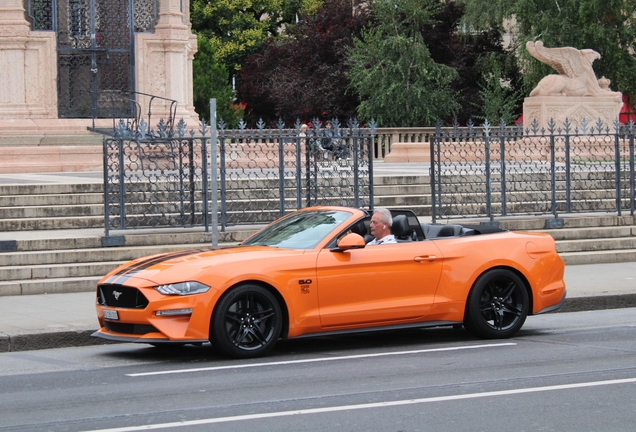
[[112, 291, 122, 300]]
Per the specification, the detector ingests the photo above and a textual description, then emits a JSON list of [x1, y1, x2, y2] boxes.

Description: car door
[[316, 241, 443, 327]]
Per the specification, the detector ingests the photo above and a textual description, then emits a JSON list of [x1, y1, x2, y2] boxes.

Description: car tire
[[463, 269, 529, 339], [210, 284, 282, 358]]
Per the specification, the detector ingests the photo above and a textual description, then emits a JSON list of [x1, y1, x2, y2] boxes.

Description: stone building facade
[[0, 0, 199, 173]]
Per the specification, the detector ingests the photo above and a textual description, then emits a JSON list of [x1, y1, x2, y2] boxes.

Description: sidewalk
[[1, 262, 635, 352]]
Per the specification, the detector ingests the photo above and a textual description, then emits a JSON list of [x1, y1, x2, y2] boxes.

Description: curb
[[1, 294, 635, 353], [0, 330, 115, 353], [557, 293, 636, 313]]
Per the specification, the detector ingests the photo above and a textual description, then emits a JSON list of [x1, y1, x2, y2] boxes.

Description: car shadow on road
[[98, 324, 486, 362]]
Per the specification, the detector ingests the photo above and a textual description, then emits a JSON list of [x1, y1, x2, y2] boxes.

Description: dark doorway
[[28, 0, 156, 118]]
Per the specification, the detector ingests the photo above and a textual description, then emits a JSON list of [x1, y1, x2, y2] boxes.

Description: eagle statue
[[526, 40, 621, 101]]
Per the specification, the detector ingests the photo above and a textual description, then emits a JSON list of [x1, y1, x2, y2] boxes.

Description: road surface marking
[[127, 343, 516, 377], [85, 377, 636, 432]]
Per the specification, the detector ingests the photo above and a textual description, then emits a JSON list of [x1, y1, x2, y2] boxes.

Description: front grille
[[97, 284, 149, 309], [104, 321, 158, 335]]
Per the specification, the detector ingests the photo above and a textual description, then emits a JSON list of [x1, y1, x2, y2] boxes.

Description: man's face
[[369, 213, 386, 238]]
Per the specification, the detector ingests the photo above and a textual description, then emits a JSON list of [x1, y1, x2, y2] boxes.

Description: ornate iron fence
[[101, 118, 374, 236], [216, 119, 374, 227], [430, 119, 636, 222], [102, 119, 209, 236]]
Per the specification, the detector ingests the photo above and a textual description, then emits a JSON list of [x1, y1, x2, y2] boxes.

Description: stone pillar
[[523, 96, 622, 131], [135, 0, 199, 127], [0, 0, 57, 119]]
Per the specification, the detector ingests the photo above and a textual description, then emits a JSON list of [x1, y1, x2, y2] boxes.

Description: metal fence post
[[304, 129, 312, 207], [499, 120, 507, 217], [219, 122, 227, 231], [430, 124, 439, 223], [294, 122, 302, 209], [102, 137, 110, 237], [630, 122, 635, 216], [368, 120, 376, 212], [200, 120, 209, 233], [615, 126, 622, 216], [278, 121, 286, 217], [484, 121, 493, 221], [563, 121, 571, 213], [119, 138, 127, 230], [209, 99, 218, 246], [550, 128, 558, 218], [352, 125, 360, 209]]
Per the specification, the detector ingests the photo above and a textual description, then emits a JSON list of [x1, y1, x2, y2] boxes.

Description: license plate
[[103, 309, 119, 320]]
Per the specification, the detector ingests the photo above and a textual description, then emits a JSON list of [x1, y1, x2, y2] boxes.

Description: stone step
[[373, 185, 432, 196], [545, 225, 636, 241], [0, 261, 125, 281], [1, 194, 625, 224], [0, 277, 101, 296], [0, 204, 104, 219], [560, 249, 636, 265], [556, 237, 636, 253], [374, 195, 432, 208], [0, 183, 102, 196], [0, 244, 214, 267], [2, 229, 255, 252], [0, 216, 104, 231], [374, 177, 430, 185], [0, 204, 630, 233], [0, 193, 103, 207], [491, 214, 634, 231]]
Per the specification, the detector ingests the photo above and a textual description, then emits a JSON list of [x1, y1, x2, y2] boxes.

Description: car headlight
[[155, 281, 210, 296]]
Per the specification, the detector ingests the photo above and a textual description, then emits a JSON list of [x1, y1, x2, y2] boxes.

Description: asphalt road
[[1, 308, 636, 432]]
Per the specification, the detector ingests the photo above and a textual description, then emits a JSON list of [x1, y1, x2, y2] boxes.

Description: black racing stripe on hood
[[104, 248, 213, 285]]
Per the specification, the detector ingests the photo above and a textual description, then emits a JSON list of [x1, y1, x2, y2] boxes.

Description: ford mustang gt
[[92, 207, 566, 358]]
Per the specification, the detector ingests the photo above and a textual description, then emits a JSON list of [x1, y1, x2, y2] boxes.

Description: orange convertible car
[[93, 207, 566, 358]]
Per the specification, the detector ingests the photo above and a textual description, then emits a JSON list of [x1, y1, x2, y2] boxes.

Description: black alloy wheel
[[210, 284, 282, 358], [464, 269, 529, 339]]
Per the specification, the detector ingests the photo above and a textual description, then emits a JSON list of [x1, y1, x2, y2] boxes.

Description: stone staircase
[[0, 174, 635, 296]]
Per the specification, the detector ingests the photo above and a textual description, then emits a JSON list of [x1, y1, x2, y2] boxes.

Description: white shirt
[[367, 234, 397, 245]]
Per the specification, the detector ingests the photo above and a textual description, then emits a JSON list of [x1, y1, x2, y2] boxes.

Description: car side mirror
[[331, 233, 366, 252]]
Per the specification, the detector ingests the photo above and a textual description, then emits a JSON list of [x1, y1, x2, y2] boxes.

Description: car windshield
[[242, 210, 352, 249]]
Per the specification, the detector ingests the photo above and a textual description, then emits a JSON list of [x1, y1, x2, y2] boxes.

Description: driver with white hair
[[367, 208, 397, 245]]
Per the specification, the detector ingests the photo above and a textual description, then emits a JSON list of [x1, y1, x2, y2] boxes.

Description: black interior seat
[[391, 214, 413, 241], [350, 220, 374, 243], [423, 224, 463, 238]]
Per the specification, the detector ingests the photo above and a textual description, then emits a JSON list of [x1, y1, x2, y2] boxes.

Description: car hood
[[100, 245, 310, 286]]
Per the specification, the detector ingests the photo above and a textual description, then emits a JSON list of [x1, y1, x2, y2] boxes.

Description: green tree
[[236, 0, 369, 124], [421, 2, 523, 124], [191, 0, 322, 72], [460, 0, 636, 104], [346, 0, 460, 127], [473, 57, 523, 125], [192, 35, 243, 126]]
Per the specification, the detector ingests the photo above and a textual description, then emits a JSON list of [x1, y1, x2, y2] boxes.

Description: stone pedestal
[[0, 0, 57, 119], [0, 0, 200, 173], [523, 95, 622, 131], [383, 142, 430, 163], [380, 128, 432, 163], [135, 0, 199, 127]]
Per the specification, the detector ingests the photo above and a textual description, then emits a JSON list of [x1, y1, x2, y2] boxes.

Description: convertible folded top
[[352, 208, 507, 242]]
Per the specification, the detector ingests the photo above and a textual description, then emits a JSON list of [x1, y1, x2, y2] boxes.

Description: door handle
[[415, 255, 437, 263]]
